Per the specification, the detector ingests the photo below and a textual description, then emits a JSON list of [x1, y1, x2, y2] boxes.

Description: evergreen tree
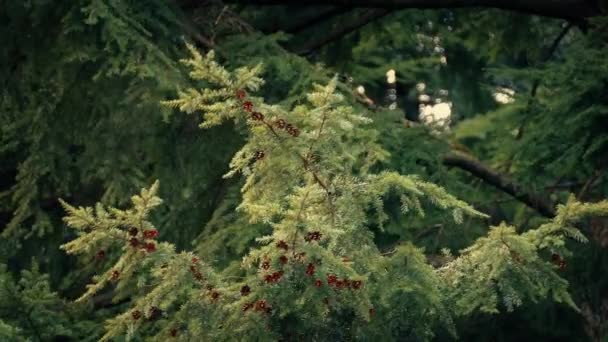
[[2, 1, 608, 340], [57, 47, 608, 340]]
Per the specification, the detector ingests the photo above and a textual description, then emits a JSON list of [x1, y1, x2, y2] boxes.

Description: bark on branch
[[225, 0, 602, 21], [296, 9, 390, 54], [264, 7, 351, 33], [443, 150, 556, 217]]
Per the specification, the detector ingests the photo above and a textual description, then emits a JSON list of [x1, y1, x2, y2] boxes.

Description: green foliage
[[454, 18, 608, 193], [218, 33, 332, 106], [1, 0, 185, 241], [60, 181, 222, 341], [0, 1, 242, 284], [57, 47, 608, 341], [364, 243, 453, 340], [3, 2, 608, 341], [441, 196, 608, 317], [0, 262, 88, 341]]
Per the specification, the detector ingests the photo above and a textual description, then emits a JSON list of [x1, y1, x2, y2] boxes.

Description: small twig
[[258, 116, 331, 192], [291, 188, 312, 258], [578, 168, 605, 200], [296, 9, 390, 55], [214, 6, 229, 25], [530, 23, 573, 97], [178, 20, 215, 49], [279, 7, 350, 34]]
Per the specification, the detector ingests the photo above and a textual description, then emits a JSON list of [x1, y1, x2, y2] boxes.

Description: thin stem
[[257, 116, 332, 195], [291, 188, 312, 259]]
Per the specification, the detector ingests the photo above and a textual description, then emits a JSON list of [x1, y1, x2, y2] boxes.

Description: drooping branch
[[530, 23, 574, 96], [264, 7, 351, 33], [296, 9, 390, 54], [443, 150, 556, 217], [177, 1, 562, 218], [224, 0, 602, 21], [354, 98, 557, 217]]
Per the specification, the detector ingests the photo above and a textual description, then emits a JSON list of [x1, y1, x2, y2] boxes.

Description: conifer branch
[[223, 0, 602, 22], [291, 188, 312, 258], [58, 45, 608, 340], [258, 111, 332, 196], [264, 7, 351, 33], [577, 168, 605, 200], [443, 150, 556, 218], [348, 85, 557, 218], [3, 281, 43, 342], [295, 9, 390, 54], [531, 23, 574, 97]]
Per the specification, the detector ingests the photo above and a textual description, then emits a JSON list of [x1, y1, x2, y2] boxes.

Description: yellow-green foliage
[[59, 46, 608, 341], [440, 195, 608, 316], [61, 182, 221, 341]]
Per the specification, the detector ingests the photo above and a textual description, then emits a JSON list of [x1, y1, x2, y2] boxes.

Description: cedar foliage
[[2, 2, 608, 341], [57, 47, 608, 341]]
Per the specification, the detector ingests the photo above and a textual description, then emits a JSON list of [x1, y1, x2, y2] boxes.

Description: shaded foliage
[[1, 1, 608, 341]]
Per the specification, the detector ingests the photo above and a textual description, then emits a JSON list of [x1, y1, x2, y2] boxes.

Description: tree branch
[[352, 89, 557, 218], [443, 150, 556, 217], [225, 0, 602, 21], [296, 9, 390, 54], [530, 23, 573, 96], [264, 7, 351, 33]]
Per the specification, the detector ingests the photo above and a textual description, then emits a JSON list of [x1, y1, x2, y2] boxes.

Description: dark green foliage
[[2, 1, 608, 341], [0, 262, 104, 341], [0, 0, 242, 277]]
